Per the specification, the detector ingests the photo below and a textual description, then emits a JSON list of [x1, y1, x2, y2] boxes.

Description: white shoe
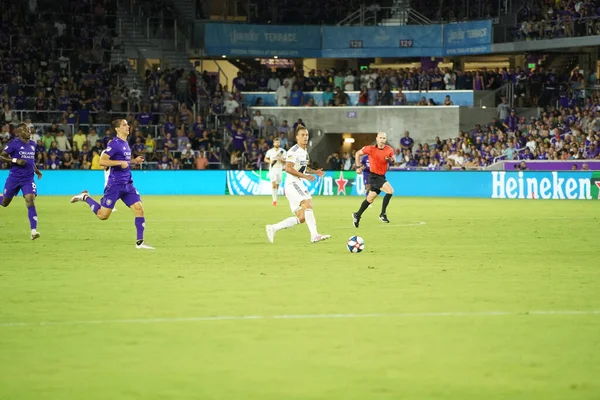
[[136, 242, 155, 250], [311, 234, 331, 243], [30, 230, 40, 240], [266, 225, 275, 243], [70, 190, 89, 203]]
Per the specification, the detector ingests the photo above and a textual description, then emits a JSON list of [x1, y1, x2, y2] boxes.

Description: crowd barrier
[[2, 170, 599, 200]]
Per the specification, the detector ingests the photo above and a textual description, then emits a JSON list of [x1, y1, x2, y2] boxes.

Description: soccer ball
[[347, 236, 365, 253]]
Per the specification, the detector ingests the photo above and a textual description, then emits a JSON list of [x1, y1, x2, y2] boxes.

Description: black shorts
[[368, 173, 387, 194]]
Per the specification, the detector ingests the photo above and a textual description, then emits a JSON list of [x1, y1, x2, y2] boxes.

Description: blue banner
[[242, 90, 474, 107], [442, 20, 492, 55], [2, 170, 597, 199], [204, 23, 322, 57], [201, 22, 492, 58], [0, 171, 226, 196], [321, 25, 444, 58]]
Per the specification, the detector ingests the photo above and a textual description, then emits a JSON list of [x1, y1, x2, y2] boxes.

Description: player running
[[352, 132, 395, 227], [0, 123, 43, 240], [70, 119, 154, 249], [263, 137, 286, 206], [266, 125, 330, 244], [101, 149, 117, 213]]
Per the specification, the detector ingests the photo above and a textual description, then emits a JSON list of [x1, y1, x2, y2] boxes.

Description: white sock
[[272, 188, 278, 202], [304, 209, 319, 238], [273, 216, 298, 232]]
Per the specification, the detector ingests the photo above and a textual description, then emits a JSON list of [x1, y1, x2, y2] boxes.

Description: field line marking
[[1, 310, 599, 328]]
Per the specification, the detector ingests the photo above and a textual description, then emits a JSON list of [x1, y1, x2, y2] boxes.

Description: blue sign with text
[[321, 25, 444, 58], [204, 23, 322, 57], [201, 21, 492, 58], [442, 20, 492, 55]]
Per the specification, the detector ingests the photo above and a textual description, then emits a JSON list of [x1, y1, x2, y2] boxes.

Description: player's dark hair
[[15, 123, 29, 137], [111, 119, 124, 131]]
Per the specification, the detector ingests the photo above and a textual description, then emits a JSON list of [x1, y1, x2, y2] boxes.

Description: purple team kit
[[3, 139, 38, 198], [101, 137, 142, 209]]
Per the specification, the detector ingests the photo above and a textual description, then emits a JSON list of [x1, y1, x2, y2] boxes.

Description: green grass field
[[0, 196, 599, 399]]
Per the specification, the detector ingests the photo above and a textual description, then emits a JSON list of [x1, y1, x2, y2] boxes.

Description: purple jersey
[[4, 139, 36, 181], [104, 137, 133, 186], [360, 154, 370, 172], [361, 154, 370, 186]]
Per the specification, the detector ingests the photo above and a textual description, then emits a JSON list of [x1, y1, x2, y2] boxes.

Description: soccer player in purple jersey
[[360, 154, 371, 196], [70, 119, 154, 249], [0, 123, 43, 240]]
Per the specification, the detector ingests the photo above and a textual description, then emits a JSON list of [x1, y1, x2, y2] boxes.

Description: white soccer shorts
[[285, 181, 312, 214], [270, 170, 283, 184]]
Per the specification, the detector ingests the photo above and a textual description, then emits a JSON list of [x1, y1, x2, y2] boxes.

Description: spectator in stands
[[276, 81, 290, 106], [55, 130, 71, 152], [224, 94, 240, 116]]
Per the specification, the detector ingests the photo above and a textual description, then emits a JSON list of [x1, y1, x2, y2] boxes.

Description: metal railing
[[478, 82, 514, 108], [337, 5, 433, 26]]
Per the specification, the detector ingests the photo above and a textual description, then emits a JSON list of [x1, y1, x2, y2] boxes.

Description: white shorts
[[269, 170, 283, 184], [285, 181, 312, 214]]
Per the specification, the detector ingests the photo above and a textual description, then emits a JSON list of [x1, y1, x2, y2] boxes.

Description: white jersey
[[284, 144, 309, 185], [265, 147, 286, 172], [101, 150, 110, 187]]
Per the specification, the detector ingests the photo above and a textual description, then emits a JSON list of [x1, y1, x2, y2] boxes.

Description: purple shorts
[[100, 183, 142, 209], [3, 177, 37, 199]]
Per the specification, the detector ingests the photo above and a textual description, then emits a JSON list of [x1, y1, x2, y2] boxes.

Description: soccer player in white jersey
[[263, 137, 286, 206], [101, 150, 117, 213], [266, 125, 330, 244]]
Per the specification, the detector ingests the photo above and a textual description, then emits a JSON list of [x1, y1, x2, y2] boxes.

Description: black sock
[[381, 193, 393, 215], [356, 200, 370, 218]]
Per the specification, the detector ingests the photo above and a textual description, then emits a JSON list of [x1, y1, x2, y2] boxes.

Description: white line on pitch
[[1, 310, 598, 328]]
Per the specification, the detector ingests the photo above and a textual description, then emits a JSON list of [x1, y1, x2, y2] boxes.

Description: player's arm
[[305, 166, 324, 177], [0, 149, 26, 166], [285, 161, 314, 181], [99, 152, 128, 168], [355, 149, 365, 171], [34, 163, 43, 179]]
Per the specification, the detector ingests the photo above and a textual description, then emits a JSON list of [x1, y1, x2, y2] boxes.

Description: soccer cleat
[[30, 230, 40, 240], [70, 190, 89, 203], [352, 212, 360, 228], [379, 214, 390, 223], [272, 201, 277, 207], [266, 225, 275, 243], [311, 234, 331, 243], [136, 242, 155, 250]]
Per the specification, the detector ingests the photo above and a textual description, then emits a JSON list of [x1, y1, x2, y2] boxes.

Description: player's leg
[[298, 199, 330, 243], [266, 182, 300, 243], [21, 182, 40, 240], [271, 179, 279, 206], [379, 182, 394, 223], [122, 186, 154, 249], [1, 179, 20, 208], [70, 190, 113, 220], [352, 188, 379, 228]]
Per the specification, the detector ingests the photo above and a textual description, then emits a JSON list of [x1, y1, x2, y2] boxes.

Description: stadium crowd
[[2, 0, 600, 172], [514, 0, 600, 41], [224, 65, 597, 109]]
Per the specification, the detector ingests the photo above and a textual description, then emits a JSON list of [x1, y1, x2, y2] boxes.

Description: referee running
[[352, 132, 395, 227]]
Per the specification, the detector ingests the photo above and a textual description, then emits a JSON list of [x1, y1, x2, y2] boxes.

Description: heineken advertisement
[[226, 170, 365, 195], [226, 170, 600, 199], [491, 171, 600, 200], [1, 170, 597, 198]]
